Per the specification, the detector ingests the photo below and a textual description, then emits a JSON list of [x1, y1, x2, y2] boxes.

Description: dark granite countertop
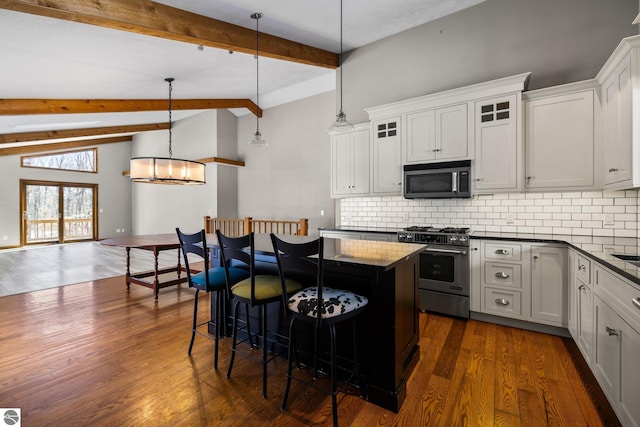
[[319, 226, 640, 287]]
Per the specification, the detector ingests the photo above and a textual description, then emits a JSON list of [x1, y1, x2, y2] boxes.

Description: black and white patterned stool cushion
[[288, 287, 368, 319]]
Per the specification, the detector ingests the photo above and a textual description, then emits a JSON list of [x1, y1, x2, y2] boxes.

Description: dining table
[[100, 233, 214, 299]]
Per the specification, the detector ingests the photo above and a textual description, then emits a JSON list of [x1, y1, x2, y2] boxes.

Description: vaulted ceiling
[[0, 0, 487, 152]]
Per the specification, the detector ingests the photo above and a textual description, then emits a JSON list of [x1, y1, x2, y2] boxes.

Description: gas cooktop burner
[[403, 226, 470, 234]]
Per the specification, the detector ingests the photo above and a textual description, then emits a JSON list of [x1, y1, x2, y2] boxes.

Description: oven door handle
[[423, 247, 467, 256]]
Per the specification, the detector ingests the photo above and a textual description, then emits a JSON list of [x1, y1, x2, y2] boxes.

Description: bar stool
[[176, 228, 249, 369], [270, 234, 368, 427], [216, 230, 302, 398]]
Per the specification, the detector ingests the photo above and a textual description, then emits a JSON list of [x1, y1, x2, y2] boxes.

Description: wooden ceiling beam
[[0, 99, 262, 117], [0, 0, 338, 69], [0, 123, 169, 144], [0, 136, 131, 156]]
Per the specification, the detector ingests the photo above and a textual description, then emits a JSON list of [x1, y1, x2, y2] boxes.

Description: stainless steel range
[[398, 226, 471, 318]]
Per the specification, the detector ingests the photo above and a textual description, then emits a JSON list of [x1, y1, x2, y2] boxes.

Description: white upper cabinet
[[330, 124, 370, 197], [596, 35, 640, 190], [372, 117, 403, 195], [524, 82, 599, 191], [473, 94, 522, 193], [405, 103, 471, 163]]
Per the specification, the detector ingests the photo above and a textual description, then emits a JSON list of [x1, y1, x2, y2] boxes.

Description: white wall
[[237, 91, 336, 236], [131, 110, 238, 235], [341, 0, 637, 124], [0, 141, 132, 247]]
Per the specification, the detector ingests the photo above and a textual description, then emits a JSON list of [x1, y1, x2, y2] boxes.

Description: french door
[[20, 180, 98, 245]]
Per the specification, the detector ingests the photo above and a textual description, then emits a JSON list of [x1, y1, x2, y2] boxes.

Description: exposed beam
[[197, 157, 245, 167], [0, 99, 262, 117], [0, 0, 338, 69], [0, 136, 131, 156], [0, 123, 169, 144]]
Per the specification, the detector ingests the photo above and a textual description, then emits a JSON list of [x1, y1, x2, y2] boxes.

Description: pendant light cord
[[166, 77, 174, 158], [254, 13, 261, 133], [339, 0, 344, 113]]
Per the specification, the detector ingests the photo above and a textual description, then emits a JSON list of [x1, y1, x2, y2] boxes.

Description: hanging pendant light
[[249, 12, 268, 147], [328, 0, 354, 133], [130, 78, 206, 184]]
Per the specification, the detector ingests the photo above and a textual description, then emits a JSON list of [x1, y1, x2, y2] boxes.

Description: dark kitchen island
[[210, 234, 425, 412]]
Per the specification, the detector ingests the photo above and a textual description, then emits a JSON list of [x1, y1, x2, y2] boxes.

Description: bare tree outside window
[[21, 148, 97, 173]]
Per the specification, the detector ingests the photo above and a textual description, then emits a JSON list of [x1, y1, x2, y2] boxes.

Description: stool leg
[[227, 299, 240, 379], [330, 323, 338, 427], [213, 290, 221, 370], [188, 289, 199, 355], [281, 317, 296, 411], [352, 318, 360, 388], [261, 304, 268, 399]]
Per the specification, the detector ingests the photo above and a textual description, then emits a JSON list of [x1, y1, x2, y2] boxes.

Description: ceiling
[[0, 0, 487, 149]]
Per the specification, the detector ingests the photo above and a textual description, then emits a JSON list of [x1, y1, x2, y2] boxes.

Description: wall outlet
[[403, 212, 409, 222], [2, 235, 7, 241], [116, 228, 121, 233], [604, 214, 615, 226], [320, 210, 325, 216], [506, 212, 516, 224]]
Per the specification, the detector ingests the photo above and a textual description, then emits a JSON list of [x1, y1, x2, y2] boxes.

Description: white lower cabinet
[[592, 262, 640, 427], [475, 240, 567, 328], [530, 245, 567, 325]]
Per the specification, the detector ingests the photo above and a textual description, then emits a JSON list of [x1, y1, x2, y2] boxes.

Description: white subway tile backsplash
[[338, 190, 640, 238]]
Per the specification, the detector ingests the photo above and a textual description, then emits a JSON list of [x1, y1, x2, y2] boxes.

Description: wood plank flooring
[[0, 275, 620, 426]]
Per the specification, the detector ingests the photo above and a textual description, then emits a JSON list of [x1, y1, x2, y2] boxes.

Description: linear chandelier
[[130, 78, 206, 185]]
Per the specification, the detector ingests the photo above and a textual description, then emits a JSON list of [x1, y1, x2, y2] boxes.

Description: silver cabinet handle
[[578, 264, 586, 272], [495, 298, 510, 306], [533, 255, 538, 260], [605, 326, 619, 336], [633, 297, 640, 310], [495, 249, 510, 255], [609, 168, 619, 173], [578, 284, 586, 292], [495, 272, 510, 279]]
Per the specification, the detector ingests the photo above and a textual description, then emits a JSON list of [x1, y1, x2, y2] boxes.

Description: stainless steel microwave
[[403, 160, 471, 199]]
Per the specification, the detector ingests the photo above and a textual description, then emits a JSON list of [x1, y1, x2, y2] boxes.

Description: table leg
[[126, 247, 131, 290], [153, 247, 160, 299], [177, 249, 182, 279]]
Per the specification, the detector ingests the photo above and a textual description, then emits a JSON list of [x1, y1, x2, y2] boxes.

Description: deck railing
[[26, 218, 93, 242], [204, 216, 308, 237]]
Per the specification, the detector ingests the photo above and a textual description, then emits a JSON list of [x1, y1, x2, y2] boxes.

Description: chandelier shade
[[130, 157, 206, 185]]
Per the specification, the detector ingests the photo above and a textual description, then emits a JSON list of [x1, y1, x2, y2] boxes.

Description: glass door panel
[[24, 184, 60, 244], [63, 186, 94, 241]]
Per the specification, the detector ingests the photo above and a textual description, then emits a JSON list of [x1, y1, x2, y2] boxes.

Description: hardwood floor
[[0, 275, 620, 426]]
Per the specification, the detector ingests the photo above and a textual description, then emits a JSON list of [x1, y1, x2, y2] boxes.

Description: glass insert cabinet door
[[21, 180, 97, 245]]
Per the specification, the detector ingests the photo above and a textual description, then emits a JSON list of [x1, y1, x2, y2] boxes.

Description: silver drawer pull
[[578, 264, 586, 272], [495, 272, 510, 279], [578, 284, 588, 293], [633, 297, 640, 310], [495, 298, 510, 306], [605, 326, 619, 336], [495, 249, 510, 255]]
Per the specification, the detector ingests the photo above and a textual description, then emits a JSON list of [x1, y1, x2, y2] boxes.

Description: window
[[21, 148, 97, 173]]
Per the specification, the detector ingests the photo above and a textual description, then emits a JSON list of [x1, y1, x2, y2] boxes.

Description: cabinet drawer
[[484, 242, 522, 261], [483, 287, 522, 317], [594, 264, 640, 332], [484, 262, 522, 288], [576, 254, 591, 284]]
